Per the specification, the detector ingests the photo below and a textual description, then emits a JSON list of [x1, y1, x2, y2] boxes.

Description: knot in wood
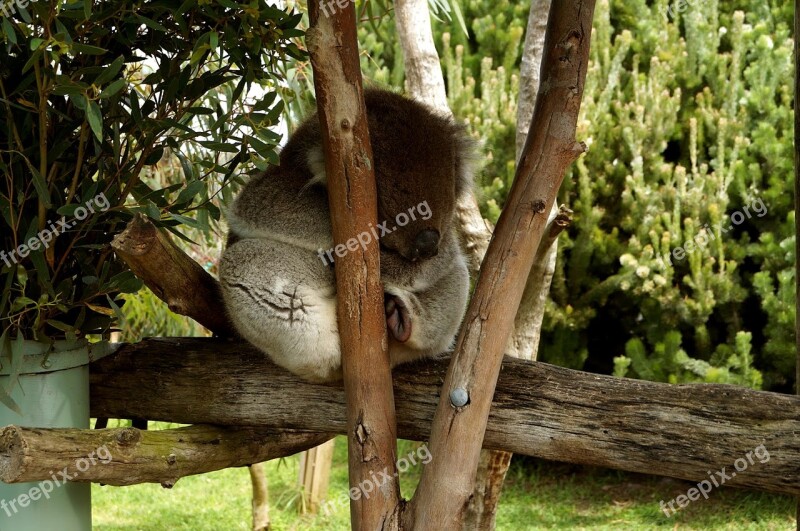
[[340, 118, 351, 130], [355, 422, 368, 445], [532, 200, 547, 214], [116, 427, 141, 446]]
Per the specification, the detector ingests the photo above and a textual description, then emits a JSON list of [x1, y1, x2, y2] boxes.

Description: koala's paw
[[385, 293, 411, 343]]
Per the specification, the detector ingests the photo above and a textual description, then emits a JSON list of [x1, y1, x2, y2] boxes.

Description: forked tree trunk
[[395, 0, 560, 527]]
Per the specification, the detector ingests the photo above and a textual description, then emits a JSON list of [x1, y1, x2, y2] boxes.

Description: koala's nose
[[412, 229, 440, 260]]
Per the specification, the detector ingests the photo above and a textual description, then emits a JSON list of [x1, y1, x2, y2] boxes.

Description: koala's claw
[[385, 294, 412, 343]]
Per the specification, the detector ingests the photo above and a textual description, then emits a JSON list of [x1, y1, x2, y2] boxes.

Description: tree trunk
[[407, 2, 596, 527], [307, 4, 401, 529], [395, 0, 450, 112], [395, 1, 579, 527], [250, 464, 271, 531], [466, 3, 556, 528]]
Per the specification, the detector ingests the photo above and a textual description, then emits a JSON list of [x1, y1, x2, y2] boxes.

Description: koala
[[219, 90, 477, 382]]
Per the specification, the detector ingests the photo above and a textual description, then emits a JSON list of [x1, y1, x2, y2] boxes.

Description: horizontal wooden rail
[[86, 338, 800, 496], [0, 424, 330, 486]]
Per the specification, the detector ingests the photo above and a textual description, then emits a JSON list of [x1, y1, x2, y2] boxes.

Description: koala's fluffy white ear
[[306, 144, 327, 188]]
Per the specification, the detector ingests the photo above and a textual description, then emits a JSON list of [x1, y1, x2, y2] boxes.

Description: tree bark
[[395, 0, 450, 112], [307, 4, 401, 529], [111, 213, 235, 338], [466, 4, 559, 526], [406, 2, 596, 527], [250, 463, 271, 531], [87, 338, 800, 496], [0, 424, 329, 487]]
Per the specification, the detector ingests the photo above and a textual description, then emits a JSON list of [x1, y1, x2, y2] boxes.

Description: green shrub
[[0, 0, 301, 344], [349, 0, 795, 391], [547, 0, 794, 391]]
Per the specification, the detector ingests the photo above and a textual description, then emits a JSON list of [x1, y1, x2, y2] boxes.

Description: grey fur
[[219, 90, 475, 382]]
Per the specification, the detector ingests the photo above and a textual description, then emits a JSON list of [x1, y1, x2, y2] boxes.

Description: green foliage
[[0, 0, 302, 342], [350, 0, 795, 390], [117, 287, 208, 342], [546, 0, 794, 390]]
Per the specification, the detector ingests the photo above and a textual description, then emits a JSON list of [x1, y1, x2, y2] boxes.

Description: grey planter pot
[[0, 339, 114, 531]]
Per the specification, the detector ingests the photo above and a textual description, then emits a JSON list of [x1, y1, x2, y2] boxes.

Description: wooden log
[[299, 439, 336, 514], [0, 424, 330, 486], [89, 338, 800, 496]]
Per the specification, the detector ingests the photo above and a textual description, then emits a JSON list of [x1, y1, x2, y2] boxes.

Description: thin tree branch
[[111, 213, 235, 337]]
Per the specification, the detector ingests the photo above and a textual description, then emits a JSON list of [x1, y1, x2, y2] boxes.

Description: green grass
[[93, 432, 796, 530]]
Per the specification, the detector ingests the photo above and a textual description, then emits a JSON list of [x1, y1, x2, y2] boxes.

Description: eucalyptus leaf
[[85, 99, 103, 140]]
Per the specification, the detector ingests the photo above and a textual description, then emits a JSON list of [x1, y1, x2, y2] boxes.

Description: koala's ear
[[453, 124, 480, 199], [306, 143, 327, 188]]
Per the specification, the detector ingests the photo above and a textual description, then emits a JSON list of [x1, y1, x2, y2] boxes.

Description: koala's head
[[303, 90, 477, 262], [364, 90, 477, 262]]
